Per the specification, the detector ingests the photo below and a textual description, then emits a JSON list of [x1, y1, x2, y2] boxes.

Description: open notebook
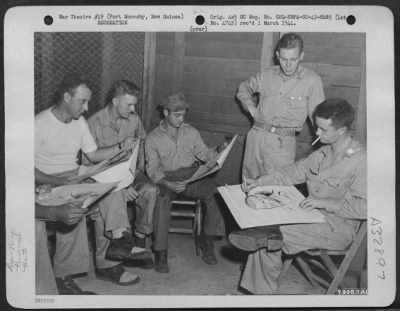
[[217, 184, 326, 229], [184, 134, 238, 184]]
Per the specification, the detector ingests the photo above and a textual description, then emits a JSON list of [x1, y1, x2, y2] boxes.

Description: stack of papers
[[217, 184, 326, 229]]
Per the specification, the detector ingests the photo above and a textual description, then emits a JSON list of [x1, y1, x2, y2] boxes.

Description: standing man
[[230, 98, 367, 294], [87, 80, 167, 272], [35, 73, 146, 293], [145, 92, 227, 269], [237, 32, 325, 179]]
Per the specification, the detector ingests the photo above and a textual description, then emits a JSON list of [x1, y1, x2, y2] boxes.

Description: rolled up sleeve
[[236, 72, 262, 110], [145, 136, 165, 184]]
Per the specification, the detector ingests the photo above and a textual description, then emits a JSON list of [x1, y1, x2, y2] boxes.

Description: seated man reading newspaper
[[87, 80, 170, 273], [229, 98, 367, 294], [145, 92, 229, 267], [35, 73, 149, 294]]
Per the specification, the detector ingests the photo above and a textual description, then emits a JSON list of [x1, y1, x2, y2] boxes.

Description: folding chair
[[279, 220, 367, 294], [169, 198, 202, 255]]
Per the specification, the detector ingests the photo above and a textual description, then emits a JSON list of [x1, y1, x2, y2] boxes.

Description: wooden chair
[[169, 198, 202, 255], [279, 221, 367, 294]]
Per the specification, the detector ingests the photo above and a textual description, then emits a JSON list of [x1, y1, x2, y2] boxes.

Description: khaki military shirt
[[87, 105, 146, 172], [272, 139, 367, 232], [145, 120, 218, 183], [237, 65, 325, 130]]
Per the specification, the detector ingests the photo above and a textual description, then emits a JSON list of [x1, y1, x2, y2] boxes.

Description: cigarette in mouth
[[311, 136, 320, 146]]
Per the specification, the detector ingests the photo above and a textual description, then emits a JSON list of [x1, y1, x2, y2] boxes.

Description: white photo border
[[4, 5, 396, 308]]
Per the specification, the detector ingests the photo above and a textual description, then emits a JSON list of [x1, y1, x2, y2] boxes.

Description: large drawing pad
[[4, 5, 395, 309]]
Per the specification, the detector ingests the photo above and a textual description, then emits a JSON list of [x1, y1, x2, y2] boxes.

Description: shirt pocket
[[157, 148, 173, 161], [284, 95, 308, 121], [322, 176, 349, 198], [285, 95, 307, 110]]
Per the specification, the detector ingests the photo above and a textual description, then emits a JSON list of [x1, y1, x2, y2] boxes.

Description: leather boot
[[154, 250, 169, 273], [55, 276, 96, 295], [198, 235, 217, 265]]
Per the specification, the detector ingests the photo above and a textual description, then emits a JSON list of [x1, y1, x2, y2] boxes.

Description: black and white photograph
[[4, 5, 396, 309]]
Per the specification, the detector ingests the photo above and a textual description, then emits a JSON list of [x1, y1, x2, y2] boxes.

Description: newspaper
[[68, 140, 138, 184], [218, 184, 326, 228], [184, 134, 238, 183], [78, 141, 139, 191]]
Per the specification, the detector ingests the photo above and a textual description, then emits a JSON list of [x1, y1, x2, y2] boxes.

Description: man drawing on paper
[[237, 32, 325, 179], [35, 73, 149, 294], [87, 80, 170, 273], [145, 92, 228, 266], [229, 98, 367, 294]]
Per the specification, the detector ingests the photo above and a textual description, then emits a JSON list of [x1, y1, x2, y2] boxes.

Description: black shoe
[[154, 250, 169, 273], [96, 264, 141, 286], [125, 256, 154, 269], [106, 231, 151, 261], [55, 276, 96, 295], [228, 225, 283, 252], [198, 235, 217, 265]]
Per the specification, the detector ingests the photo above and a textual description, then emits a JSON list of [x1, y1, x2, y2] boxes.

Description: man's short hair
[[277, 33, 304, 53], [57, 72, 89, 101], [314, 98, 355, 129], [107, 80, 140, 104]]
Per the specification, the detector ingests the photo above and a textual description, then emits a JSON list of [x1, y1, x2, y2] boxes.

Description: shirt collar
[[274, 65, 305, 80], [158, 120, 189, 134], [321, 138, 364, 158]]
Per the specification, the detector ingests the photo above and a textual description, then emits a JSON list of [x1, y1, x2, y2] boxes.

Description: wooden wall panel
[[185, 32, 263, 44], [155, 32, 175, 55], [185, 40, 262, 60], [303, 46, 362, 66], [183, 57, 260, 79], [181, 73, 244, 97], [303, 63, 362, 87], [184, 93, 245, 117], [298, 32, 365, 48]]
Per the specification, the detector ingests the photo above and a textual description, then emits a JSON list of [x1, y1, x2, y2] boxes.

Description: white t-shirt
[[35, 107, 97, 174]]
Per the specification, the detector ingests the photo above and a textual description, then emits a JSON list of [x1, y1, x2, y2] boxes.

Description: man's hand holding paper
[[125, 185, 140, 201]]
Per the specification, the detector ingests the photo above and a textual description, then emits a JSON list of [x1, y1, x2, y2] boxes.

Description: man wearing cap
[[88, 80, 171, 273], [230, 98, 367, 294], [145, 92, 227, 267], [237, 32, 325, 180]]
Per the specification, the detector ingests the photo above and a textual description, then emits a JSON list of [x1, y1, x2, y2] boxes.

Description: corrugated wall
[[34, 32, 145, 116]]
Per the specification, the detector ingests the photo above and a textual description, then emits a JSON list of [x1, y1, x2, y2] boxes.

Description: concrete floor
[[75, 233, 317, 296]]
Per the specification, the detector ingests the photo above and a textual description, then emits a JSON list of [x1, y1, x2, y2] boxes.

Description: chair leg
[[320, 251, 338, 277], [326, 224, 367, 294], [295, 256, 320, 288], [194, 201, 202, 256]]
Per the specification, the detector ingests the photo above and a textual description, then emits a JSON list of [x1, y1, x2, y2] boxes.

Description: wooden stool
[[169, 198, 202, 255]]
